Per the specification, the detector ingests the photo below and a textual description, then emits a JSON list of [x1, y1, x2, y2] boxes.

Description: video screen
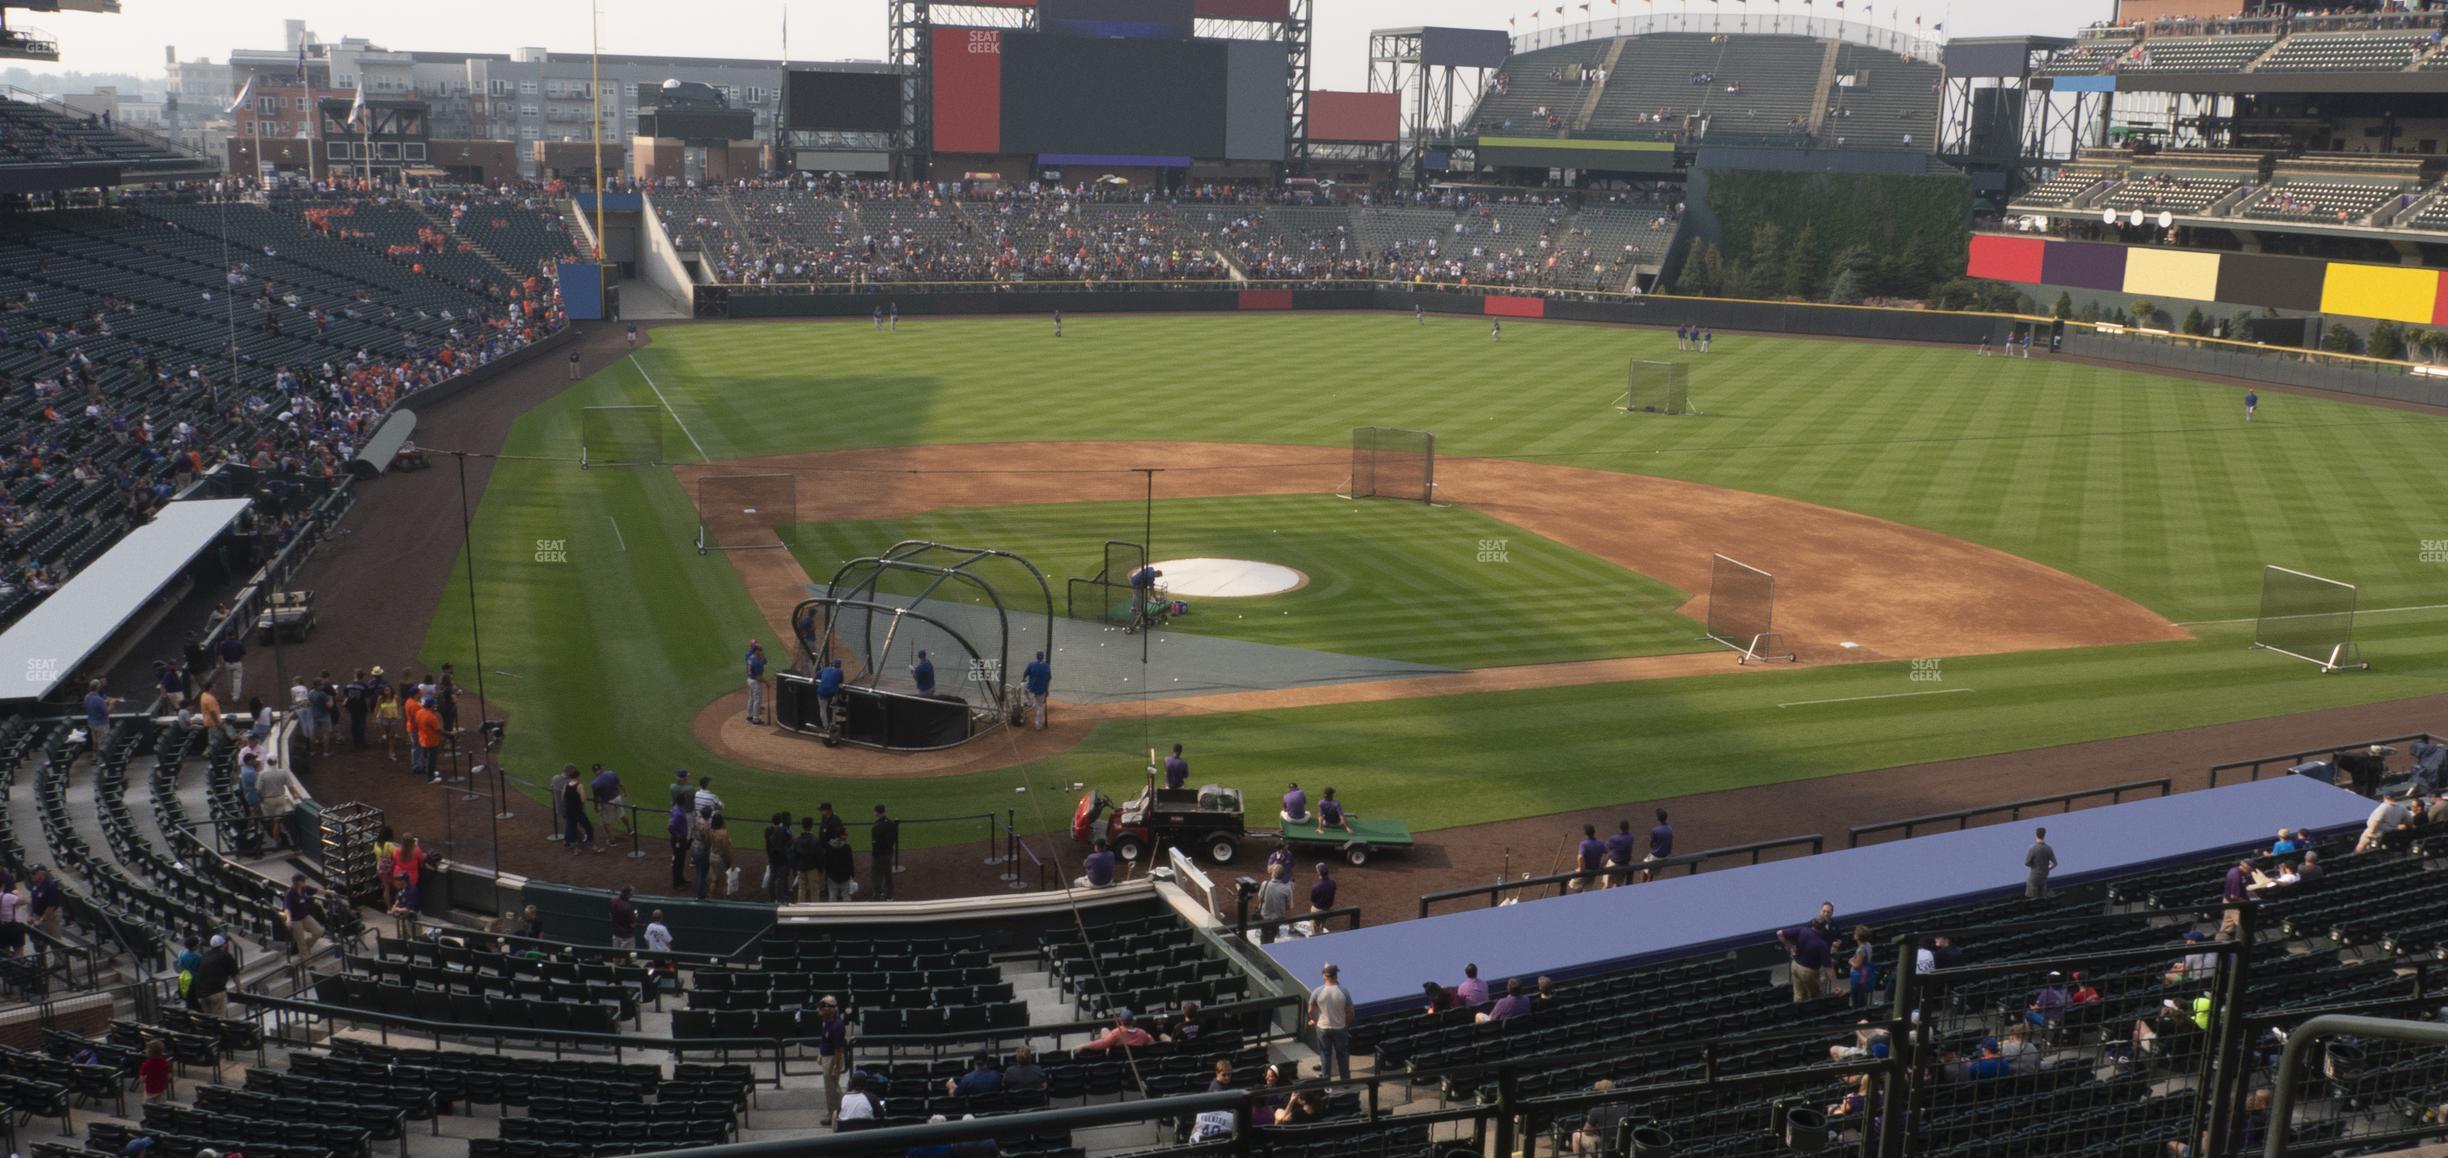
[[786, 72, 901, 133]]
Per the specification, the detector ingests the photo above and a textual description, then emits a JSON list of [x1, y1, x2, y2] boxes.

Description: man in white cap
[[191, 933, 239, 1017]]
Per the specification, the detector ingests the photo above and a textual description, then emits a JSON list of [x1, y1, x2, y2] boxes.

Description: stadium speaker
[[1630, 1126, 1675, 1157]]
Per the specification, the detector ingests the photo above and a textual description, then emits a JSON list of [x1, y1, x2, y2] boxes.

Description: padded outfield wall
[[1968, 235, 2448, 328]]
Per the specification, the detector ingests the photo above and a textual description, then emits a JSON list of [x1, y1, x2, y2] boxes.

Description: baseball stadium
[[2, 0, 2448, 1156]]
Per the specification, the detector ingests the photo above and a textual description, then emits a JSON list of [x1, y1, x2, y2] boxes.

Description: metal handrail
[[1847, 779, 2173, 847], [1417, 833, 1823, 918], [2264, 1014, 2448, 1158], [237, 987, 1301, 1055], [2207, 733, 2437, 788]]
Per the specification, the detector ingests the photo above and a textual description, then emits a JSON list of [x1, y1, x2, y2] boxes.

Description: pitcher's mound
[[1152, 558, 1307, 597]]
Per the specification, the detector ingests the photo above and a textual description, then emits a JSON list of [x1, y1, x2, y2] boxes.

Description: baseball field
[[418, 313, 2448, 850]]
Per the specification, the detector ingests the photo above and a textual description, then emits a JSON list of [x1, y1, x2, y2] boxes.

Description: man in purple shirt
[[1604, 820, 1639, 888], [1163, 744, 1189, 791], [1309, 863, 1338, 912], [1481, 978, 1533, 1022], [1641, 809, 1675, 882], [1454, 963, 1488, 1007], [2219, 858, 2251, 937], [1281, 782, 1308, 823], [1575, 824, 1606, 891], [1778, 907, 1835, 1002], [1077, 839, 1116, 889]]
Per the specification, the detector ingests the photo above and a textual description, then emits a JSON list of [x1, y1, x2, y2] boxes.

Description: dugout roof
[[0, 498, 249, 703]]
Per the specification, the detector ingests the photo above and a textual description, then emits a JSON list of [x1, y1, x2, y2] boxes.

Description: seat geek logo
[[967, 31, 1001, 54], [2423, 539, 2448, 564], [1476, 538, 1510, 564], [535, 538, 568, 564]]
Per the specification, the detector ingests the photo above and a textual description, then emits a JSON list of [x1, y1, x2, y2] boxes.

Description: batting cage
[[579, 405, 665, 468], [1703, 553, 1796, 664], [695, 473, 798, 554], [1618, 360, 1692, 416], [781, 542, 1055, 751], [2252, 565, 2367, 672], [1064, 539, 1148, 625], [1345, 426, 1436, 505]]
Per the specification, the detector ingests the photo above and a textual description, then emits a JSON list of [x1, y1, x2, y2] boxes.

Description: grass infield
[[790, 495, 1707, 670], [421, 315, 2448, 846]]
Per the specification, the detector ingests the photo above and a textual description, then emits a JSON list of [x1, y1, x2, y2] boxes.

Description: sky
[[21, 0, 2110, 90]]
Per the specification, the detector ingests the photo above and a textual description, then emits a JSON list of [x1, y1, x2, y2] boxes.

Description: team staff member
[[869, 805, 899, 901], [1022, 651, 1052, 730]]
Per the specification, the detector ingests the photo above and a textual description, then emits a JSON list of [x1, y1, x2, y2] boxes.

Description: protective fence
[[1619, 359, 1693, 415], [1704, 553, 1794, 663], [1347, 426, 1435, 505], [695, 473, 798, 554], [1064, 539, 1147, 625], [2253, 565, 2366, 672], [578, 405, 665, 468]]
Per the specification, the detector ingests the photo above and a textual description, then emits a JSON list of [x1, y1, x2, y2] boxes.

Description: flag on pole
[[293, 41, 307, 86], [225, 75, 255, 116], [347, 83, 368, 132]]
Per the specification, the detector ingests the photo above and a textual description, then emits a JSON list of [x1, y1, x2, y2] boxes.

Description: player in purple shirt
[[1281, 782, 1308, 822], [1078, 839, 1116, 889], [1163, 743, 1189, 790]]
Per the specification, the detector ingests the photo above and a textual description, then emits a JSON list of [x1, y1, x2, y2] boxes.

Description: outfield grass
[[790, 495, 1708, 669], [418, 316, 2448, 848]]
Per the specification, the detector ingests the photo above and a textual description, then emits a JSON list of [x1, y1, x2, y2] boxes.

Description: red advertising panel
[[1307, 91, 1401, 143], [1238, 289, 1293, 310], [1484, 295, 1548, 319], [1964, 234, 2045, 284], [931, 27, 1004, 155]]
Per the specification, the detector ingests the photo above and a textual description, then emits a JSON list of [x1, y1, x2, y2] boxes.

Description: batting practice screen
[[696, 474, 799, 554], [1704, 554, 1794, 663], [1348, 427, 1435, 504], [2253, 565, 2367, 671], [580, 405, 665, 468], [1621, 360, 1692, 416]]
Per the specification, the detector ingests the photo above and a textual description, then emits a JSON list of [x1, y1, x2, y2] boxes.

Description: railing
[[2208, 733, 2437, 789], [1515, 11, 1944, 62], [238, 987, 1303, 1071], [501, 765, 998, 876], [0, 83, 210, 163], [2264, 1014, 2448, 1157], [1417, 833, 1823, 918], [1846, 779, 2173, 847]]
